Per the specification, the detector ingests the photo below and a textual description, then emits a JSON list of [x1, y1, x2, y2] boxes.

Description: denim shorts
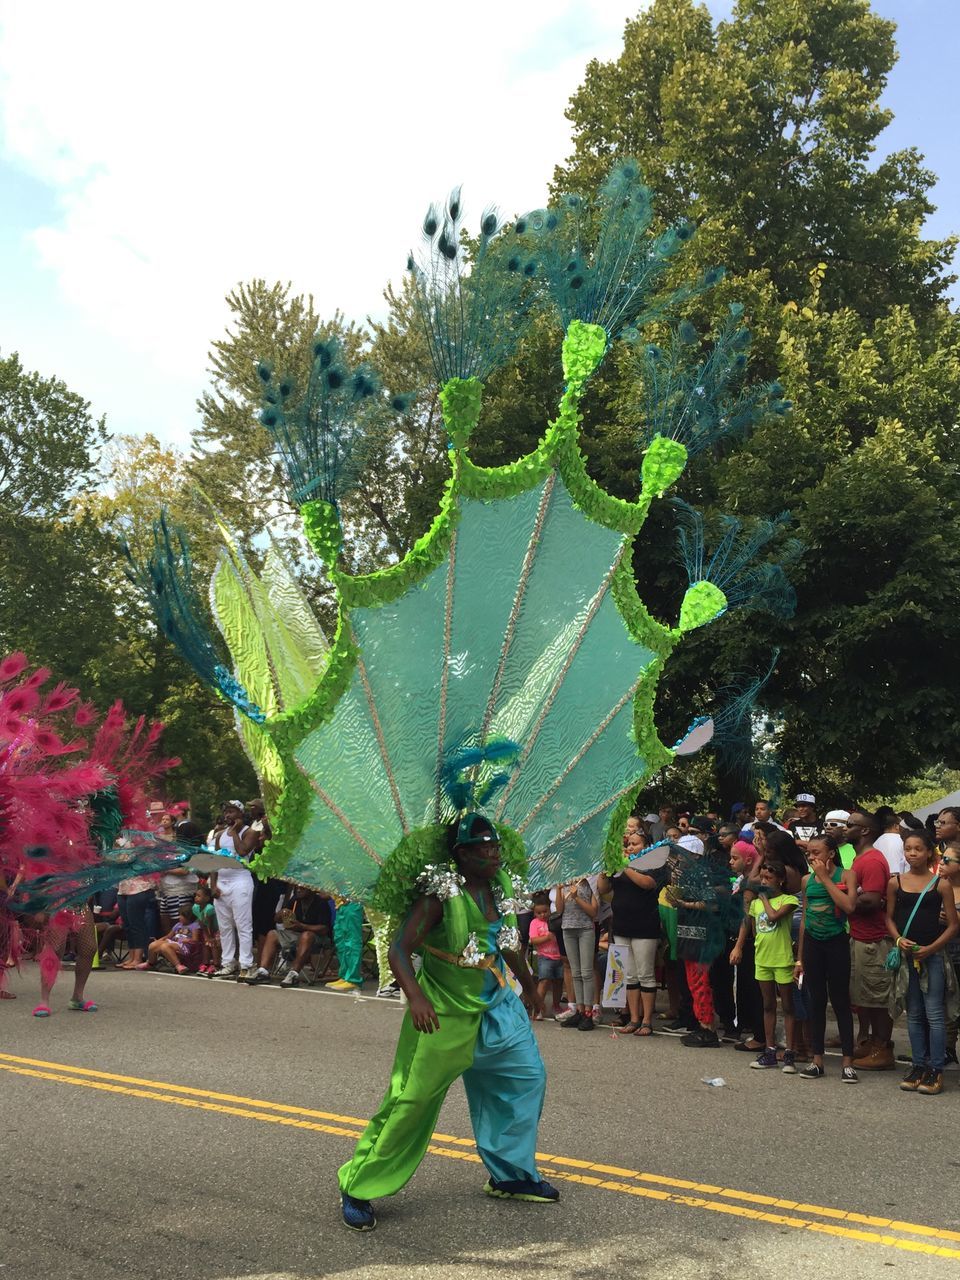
[[537, 956, 564, 982]]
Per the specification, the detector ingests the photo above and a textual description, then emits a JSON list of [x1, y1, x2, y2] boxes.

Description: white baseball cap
[[824, 809, 850, 824], [795, 793, 816, 805]]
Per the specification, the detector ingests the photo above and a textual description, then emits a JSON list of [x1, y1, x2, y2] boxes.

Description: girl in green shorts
[[746, 859, 799, 1073]]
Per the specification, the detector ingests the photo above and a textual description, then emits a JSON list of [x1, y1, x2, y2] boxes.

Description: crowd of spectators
[[6, 790, 960, 1099], [524, 796, 960, 1096]]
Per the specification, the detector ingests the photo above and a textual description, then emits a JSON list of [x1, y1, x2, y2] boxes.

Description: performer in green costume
[[338, 813, 556, 1230]]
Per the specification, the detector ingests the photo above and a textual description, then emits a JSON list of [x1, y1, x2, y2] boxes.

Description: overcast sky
[[0, 0, 955, 448]]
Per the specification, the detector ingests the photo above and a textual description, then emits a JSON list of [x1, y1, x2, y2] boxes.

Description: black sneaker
[[560, 1012, 584, 1029], [661, 1019, 697, 1036], [484, 1177, 560, 1202], [720, 1025, 740, 1043], [681, 1027, 721, 1048], [841, 1066, 859, 1083], [799, 1063, 824, 1080], [900, 1066, 926, 1091], [576, 1014, 595, 1032], [341, 1192, 376, 1231], [781, 1051, 797, 1075]]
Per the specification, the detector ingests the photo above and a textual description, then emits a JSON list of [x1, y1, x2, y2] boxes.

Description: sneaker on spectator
[[376, 983, 400, 998], [899, 1065, 925, 1091], [555, 1006, 579, 1024], [840, 1066, 859, 1083], [799, 1063, 825, 1080], [212, 964, 239, 979], [280, 970, 300, 988], [560, 1011, 583, 1029], [661, 1019, 696, 1036], [681, 1027, 720, 1048], [781, 1051, 797, 1074], [917, 1069, 944, 1095], [750, 1048, 779, 1069], [720, 1025, 739, 1043], [577, 1014, 595, 1032], [243, 967, 270, 985]]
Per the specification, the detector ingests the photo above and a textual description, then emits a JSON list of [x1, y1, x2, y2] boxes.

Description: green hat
[[455, 812, 498, 846]]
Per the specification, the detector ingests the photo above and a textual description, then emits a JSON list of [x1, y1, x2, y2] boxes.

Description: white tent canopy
[[912, 790, 960, 821]]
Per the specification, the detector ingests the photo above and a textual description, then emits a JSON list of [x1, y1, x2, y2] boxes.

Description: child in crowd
[[887, 830, 959, 1095], [142, 906, 203, 974], [193, 885, 220, 976], [528, 894, 564, 1018], [733, 859, 798, 1072]]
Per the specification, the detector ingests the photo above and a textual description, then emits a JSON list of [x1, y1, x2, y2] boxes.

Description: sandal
[[32, 1004, 52, 1017], [68, 999, 98, 1012], [634, 1023, 654, 1036], [615, 1021, 642, 1034], [175, 964, 188, 975]]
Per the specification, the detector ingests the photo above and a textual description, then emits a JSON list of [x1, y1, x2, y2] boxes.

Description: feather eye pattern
[[407, 191, 538, 384], [635, 306, 792, 456], [123, 513, 265, 723], [516, 160, 710, 338], [674, 502, 798, 618], [259, 338, 383, 507]]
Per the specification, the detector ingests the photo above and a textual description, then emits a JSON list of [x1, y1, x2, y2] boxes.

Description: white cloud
[[0, 0, 643, 442]]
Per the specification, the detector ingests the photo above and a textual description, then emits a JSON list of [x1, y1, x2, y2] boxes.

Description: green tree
[[528, 0, 960, 803]]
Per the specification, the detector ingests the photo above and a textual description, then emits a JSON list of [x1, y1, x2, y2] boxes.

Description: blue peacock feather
[[634, 305, 791, 456], [440, 739, 521, 814], [123, 513, 265, 722], [710, 650, 780, 782], [407, 190, 538, 384], [516, 160, 719, 339], [674, 502, 798, 618], [258, 338, 391, 507]]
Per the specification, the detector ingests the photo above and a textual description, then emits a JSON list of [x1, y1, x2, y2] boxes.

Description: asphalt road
[[0, 964, 957, 1280]]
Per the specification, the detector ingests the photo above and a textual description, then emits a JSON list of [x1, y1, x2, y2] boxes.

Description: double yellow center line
[[1, 1050, 957, 1261]]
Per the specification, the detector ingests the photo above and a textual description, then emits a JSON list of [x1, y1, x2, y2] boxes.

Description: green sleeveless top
[[804, 866, 848, 940]]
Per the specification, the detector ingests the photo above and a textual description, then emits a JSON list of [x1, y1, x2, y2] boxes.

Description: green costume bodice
[[418, 887, 515, 1016]]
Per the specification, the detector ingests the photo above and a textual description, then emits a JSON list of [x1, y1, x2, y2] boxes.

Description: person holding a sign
[[598, 837, 671, 1036]]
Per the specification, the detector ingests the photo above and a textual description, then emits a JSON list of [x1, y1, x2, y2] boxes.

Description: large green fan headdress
[[129, 163, 795, 903]]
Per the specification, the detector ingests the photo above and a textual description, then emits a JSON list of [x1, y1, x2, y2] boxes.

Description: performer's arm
[[389, 895, 444, 1033]]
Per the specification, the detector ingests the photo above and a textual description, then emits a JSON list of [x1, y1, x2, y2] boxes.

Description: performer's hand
[[408, 992, 440, 1034], [525, 988, 545, 1018]]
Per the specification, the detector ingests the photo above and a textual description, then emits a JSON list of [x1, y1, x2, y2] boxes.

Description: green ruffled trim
[[562, 320, 607, 388], [301, 500, 342, 570], [439, 377, 483, 449], [679, 580, 728, 632], [641, 436, 688, 497], [368, 823, 528, 925]]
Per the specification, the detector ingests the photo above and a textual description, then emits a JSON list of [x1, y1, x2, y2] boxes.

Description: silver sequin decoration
[[416, 863, 465, 902], [496, 924, 521, 953], [459, 932, 484, 966]]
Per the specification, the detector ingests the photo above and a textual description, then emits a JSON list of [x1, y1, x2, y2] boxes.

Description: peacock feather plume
[[516, 160, 716, 342], [634, 304, 792, 457], [674, 502, 798, 625], [258, 337, 386, 507], [122, 512, 265, 723], [407, 190, 538, 386]]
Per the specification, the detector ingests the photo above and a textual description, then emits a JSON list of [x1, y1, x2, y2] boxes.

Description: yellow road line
[[2, 1052, 957, 1259]]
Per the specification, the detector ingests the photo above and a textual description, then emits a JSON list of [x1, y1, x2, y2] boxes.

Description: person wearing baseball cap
[[822, 810, 855, 868], [788, 793, 821, 850]]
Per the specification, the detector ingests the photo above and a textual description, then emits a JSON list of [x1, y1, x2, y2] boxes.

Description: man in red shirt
[[847, 809, 895, 1070]]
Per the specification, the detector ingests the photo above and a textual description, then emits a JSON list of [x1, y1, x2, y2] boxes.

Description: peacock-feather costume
[[128, 162, 795, 1212]]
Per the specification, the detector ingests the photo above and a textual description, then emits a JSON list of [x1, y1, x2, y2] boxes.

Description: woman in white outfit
[[208, 801, 259, 980]]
